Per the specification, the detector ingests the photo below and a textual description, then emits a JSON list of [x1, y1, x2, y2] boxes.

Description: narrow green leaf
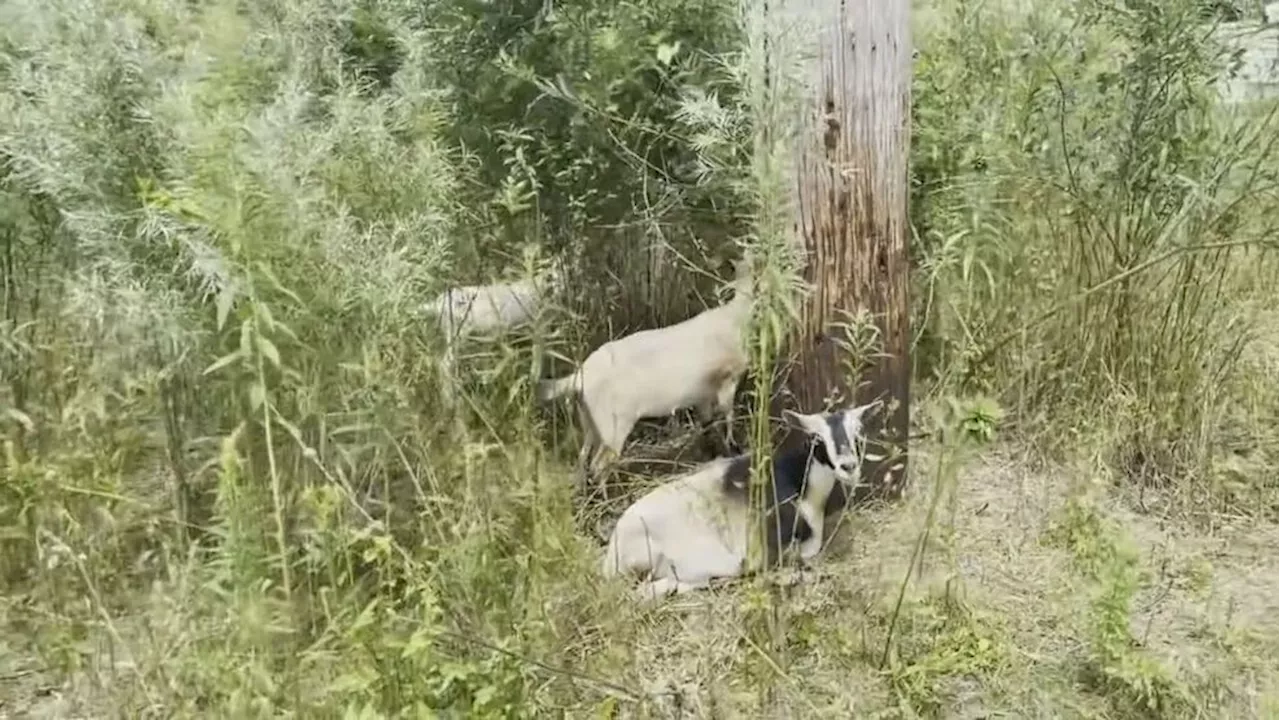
[[273, 322, 300, 343], [239, 318, 254, 355], [256, 301, 276, 333], [202, 351, 242, 376], [257, 262, 304, 307], [4, 408, 34, 431], [257, 335, 281, 368], [249, 382, 266, 411], [215, 285, 236, 332], [271, 408, 305, 445]]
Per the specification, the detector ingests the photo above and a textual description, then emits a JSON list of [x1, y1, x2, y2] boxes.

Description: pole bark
[[778, 0, 912, 501]]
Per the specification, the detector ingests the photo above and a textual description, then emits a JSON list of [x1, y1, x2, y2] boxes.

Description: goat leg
[[637, 577, 709, 602], [716, 377, 740, 454], [574, 440, 600, 495], [692, 402, 722, 457], [589, 444, 615, 498], [796, 505, 825, 561], [573, 400, 601, 483]]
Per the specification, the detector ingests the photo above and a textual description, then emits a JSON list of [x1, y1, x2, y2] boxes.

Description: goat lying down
[[536, 266, 752, 478], [601, 401, 876, 601]]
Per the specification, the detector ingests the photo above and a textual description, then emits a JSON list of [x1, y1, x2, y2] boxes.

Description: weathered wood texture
[[780, 0, 912, 500]]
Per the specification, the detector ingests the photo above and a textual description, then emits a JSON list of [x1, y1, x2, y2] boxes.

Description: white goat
[[423, 265, 564, 342], [422, 263, 565, 405], [536, 265, 752, 478], [600, 401, 877, 601]]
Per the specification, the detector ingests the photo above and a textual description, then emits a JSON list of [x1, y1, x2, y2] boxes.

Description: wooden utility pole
[[781, 0, 912, 500]]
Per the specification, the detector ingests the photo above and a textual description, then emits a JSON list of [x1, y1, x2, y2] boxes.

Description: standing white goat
[[422, 262, 565, 406], [600, 401, 878, 601], [423, 265, 564, 341], [536, 264, 752, 479]]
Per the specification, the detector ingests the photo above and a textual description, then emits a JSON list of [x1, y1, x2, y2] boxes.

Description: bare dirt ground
[[604, 445, 1279, 718]]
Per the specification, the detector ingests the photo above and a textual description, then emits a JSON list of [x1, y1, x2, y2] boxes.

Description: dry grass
[[2, 437, 1276, 718], [1, 0, 1275, 716], [600, 443, 1279, 718]]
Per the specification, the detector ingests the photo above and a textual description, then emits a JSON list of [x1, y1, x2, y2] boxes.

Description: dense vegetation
[[1, 0, 1275, 716]]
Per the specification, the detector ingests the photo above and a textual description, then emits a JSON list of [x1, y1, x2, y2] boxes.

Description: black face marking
[[721, 443, 842, 567], [806, 430, 833, 470], [826, 412, 851, 456]]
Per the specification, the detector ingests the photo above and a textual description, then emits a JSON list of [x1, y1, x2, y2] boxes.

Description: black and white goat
[[600, 401, 877, 601], [536, 265, 752, 478]]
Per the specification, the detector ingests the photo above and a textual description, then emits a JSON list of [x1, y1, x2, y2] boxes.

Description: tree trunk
[[779, 0, 912, 501]]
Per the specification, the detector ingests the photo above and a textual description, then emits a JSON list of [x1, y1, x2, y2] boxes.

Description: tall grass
[[912, 0, 1278, 515], [1, 0, 597, 713], [0, 0, 1275, 715]]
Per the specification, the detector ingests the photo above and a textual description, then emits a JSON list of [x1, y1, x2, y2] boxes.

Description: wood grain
[[779, 0, 912, 501]]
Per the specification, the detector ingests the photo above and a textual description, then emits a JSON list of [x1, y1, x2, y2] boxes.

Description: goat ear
[[848, 400, 881, 422], [783, 409, 825, 437]]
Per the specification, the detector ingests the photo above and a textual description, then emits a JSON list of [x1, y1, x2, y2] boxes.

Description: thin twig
[[433, 629, 648, 702], [739, 632, 824, 715], [880, 435, 954, 669]]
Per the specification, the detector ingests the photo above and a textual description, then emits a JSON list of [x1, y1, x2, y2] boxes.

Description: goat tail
[[535, 370, 580, 403]]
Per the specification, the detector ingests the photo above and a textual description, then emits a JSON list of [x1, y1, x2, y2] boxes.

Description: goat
[[536, 264, 752, 480], [600, 401, 877, 601], [423, 264, 564, 342], [422, 262, 565, 405]]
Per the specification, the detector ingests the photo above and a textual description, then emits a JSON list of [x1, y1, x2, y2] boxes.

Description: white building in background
[[1219, 1, 1279, 103]]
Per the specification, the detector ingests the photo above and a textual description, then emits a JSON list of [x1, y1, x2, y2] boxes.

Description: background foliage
[[0, 0, 1275, 715]]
